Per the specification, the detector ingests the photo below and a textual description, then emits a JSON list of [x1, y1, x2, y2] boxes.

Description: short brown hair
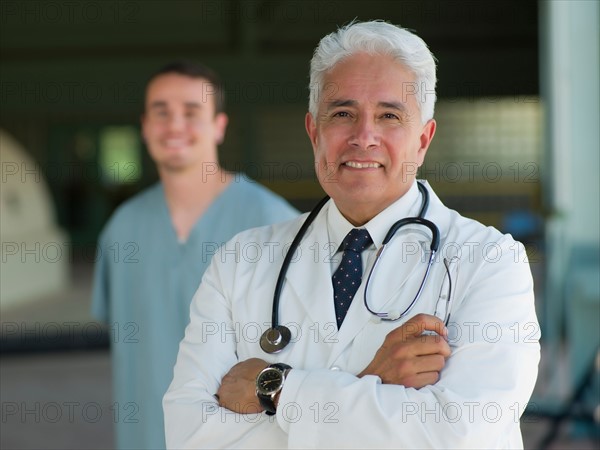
[[146, 60, 225, 114]]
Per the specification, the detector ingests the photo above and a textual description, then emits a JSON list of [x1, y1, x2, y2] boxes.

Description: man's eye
[[382, 113, 399, 120], [333, 111, 350, 118]]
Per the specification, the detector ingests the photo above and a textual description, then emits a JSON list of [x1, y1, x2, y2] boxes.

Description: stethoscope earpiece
[[260, 326, 292, 354]]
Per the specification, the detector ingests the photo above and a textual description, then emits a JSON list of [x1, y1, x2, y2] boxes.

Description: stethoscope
[[259, 181, 442, 354]]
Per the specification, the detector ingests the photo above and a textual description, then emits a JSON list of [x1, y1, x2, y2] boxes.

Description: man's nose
[[165, 113, 186, 131], [348, 117, 380, 150]]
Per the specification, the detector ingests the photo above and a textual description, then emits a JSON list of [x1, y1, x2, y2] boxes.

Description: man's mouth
[[164, 139, 188, 148], [344, 161, 382, 169]]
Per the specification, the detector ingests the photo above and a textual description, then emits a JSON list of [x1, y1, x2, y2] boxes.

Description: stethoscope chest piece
[[260, 325, 292, 353]]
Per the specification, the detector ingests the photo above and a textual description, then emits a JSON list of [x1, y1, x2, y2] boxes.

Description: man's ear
[[140, 113, 148, 143], [417, 119, 436, 165], [305, 112, 318, 151], [214, 112, 229, 145]]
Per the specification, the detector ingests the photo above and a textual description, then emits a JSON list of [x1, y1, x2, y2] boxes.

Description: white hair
[[308, 20, 437, 123]]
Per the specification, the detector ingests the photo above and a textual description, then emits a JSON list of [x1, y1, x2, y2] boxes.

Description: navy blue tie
[[332, 228, 373, 328]]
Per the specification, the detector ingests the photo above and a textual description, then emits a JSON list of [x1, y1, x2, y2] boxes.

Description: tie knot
[[341, 228, 372, 253]]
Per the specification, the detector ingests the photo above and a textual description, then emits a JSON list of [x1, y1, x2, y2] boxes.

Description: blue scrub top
[[92, 176, 298, 449]]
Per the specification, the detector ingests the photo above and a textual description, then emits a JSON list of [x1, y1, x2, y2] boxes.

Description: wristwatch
[[255, 363, 292, 415]]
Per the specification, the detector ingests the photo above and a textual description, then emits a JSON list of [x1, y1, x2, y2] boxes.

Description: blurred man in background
[[92, 61, 298, 449]]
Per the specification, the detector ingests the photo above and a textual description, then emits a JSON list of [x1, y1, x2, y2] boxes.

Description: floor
[[1, 263, 598, 449], [1, 351, 114, 449]]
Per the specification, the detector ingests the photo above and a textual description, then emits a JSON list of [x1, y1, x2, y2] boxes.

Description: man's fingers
[[380, 353, 446, 387], [412, 335, 451, 358], [388, 352, 446, 379], [402, 371, 442, 389], [413, 353, 447, 374], [389, 313, 448, 340], [359, 315, 452, 385], [385, 335, 449, 360]]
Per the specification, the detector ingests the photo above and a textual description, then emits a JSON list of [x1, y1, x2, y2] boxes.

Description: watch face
[[256, 368, 283, 395]]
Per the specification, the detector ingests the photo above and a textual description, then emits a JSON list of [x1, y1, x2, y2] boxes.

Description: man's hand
[[358, 314, 451, 388], [217, 358, 268, 414]]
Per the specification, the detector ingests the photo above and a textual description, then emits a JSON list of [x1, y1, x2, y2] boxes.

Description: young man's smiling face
[[141, 73, 228, 175], [306, 52, 436, 225]]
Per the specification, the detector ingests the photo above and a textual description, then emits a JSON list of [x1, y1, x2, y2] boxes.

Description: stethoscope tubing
[[270, 195, 330, 326], [261, 181, 439, 353]]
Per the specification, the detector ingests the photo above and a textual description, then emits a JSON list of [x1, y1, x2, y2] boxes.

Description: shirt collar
[[326, 180, 422, 251]]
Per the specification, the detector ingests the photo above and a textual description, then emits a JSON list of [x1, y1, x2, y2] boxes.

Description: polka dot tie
[[332, 228, 373, 329]]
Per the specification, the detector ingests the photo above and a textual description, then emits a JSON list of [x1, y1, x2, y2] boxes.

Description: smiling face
[[306, 53, 436, 225], [141, 73, 228, 175]]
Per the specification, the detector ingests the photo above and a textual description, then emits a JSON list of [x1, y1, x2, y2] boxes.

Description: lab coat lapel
[[366, 181, 455, 317], [283, 207, 338, 332], [368, 181, 451, 315], [328, 229, 429, 365], [367, 231, 431, 312]]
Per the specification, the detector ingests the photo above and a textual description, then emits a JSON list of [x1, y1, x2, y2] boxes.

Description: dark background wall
[[0, 0, 539, 249]]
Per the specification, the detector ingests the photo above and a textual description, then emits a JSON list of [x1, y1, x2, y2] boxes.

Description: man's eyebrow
[[324, 99, 408, 112], [378, 101, 407, 112], [149, 100, 167, 109], [148, 101, 202, 109], [184, 102, 202, 109], [324, 99, 357, 110]]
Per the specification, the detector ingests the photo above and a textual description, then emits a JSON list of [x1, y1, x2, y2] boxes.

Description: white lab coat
[[164, 182, 540, 449]]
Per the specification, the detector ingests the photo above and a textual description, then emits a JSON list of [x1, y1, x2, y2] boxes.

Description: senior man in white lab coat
[[164, 20, 540, 449]]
